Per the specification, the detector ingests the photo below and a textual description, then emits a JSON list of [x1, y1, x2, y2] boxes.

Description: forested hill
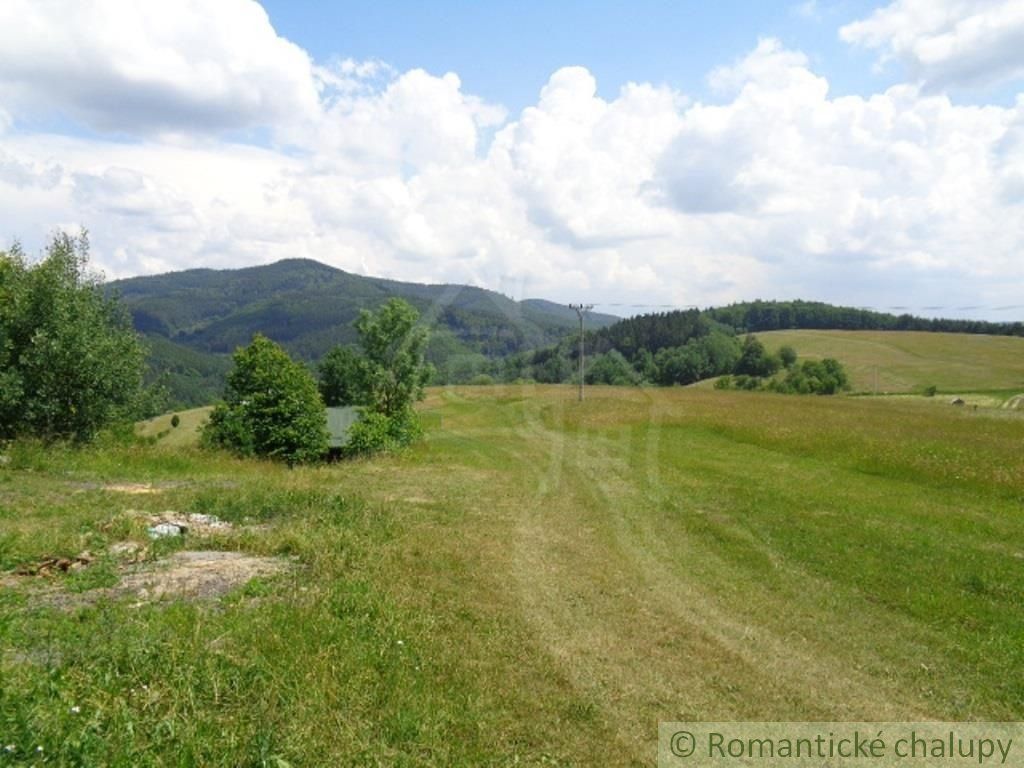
[[109, 258, 617, 406], [705, 300, 1024, 337]]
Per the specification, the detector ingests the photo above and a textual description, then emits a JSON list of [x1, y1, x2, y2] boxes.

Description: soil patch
[[10, 551, 291, 609], [117, 551, 289, 601]]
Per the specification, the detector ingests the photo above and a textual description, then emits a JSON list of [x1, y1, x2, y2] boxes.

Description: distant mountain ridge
[[109, 258, 618, 406]]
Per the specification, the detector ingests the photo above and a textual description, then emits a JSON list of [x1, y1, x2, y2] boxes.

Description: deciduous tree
[[0, 231, 145, 442]]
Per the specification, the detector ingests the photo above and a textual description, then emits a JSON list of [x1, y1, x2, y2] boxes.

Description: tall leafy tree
[[205, 334, 328, 464], [0, 232, 145, 442], [351, 298, 431, 419]]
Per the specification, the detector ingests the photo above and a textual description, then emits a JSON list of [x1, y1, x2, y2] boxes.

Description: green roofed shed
[[326, 406, 362, 448]]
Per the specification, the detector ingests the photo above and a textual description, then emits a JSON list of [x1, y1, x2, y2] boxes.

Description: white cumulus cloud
[[0, 3, 1022, 316], [0, 0, 320, 135], [841, 0, 1024, 91]]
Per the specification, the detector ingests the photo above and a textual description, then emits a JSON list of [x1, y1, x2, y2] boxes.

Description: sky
[[1, 0, 1024, 318]]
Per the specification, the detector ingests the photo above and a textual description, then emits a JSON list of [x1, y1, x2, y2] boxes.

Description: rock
[[143, 512, 231, 538], [109, 541, 146, 558], [147, 522, 184, 539]]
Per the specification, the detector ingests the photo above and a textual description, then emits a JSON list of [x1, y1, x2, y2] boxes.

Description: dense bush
[[586, 350, 640, 385], [771, 358, 849, 395], [343, 409, 423, 457], [205, 334, 328, 464], [717, 356, 850, 395]]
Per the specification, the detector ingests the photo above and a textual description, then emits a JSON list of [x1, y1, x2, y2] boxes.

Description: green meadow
[[2, 385, 1024, 765]]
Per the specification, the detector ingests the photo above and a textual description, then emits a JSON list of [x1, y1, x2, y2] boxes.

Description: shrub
[[342, 408, 423, 458], [772, 358, 850, 395], [205, 335, 328, 464], [170, 414, 181, 428], [342, 412, 392, 457], [778, 345, 798, 368], [586, 350, 640, 386]]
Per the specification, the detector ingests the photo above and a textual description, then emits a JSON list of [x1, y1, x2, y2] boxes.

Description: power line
[[568, 304, 593, 402]]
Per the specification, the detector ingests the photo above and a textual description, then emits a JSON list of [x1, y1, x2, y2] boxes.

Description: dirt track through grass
[[337, 387, 1023, 763]]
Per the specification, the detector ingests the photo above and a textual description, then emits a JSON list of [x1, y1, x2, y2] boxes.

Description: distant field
[[760, 329, 1024, 394], [136, 406, 212, 447], [3, 386, 1024, 765]]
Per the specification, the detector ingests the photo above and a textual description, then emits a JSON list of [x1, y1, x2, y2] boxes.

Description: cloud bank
[[0, 0, 1022, 314]]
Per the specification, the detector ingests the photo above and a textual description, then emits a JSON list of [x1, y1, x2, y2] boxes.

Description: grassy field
[[135, 407, 213, 448], [2, 386, 1024, 765], [759, 329, 1024, 395]]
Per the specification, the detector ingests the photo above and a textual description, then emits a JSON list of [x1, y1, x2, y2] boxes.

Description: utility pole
[[568, 303, 593, 401]]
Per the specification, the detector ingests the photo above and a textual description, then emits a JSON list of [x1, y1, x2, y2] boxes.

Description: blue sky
[[1, 0, 1023, 317], [262, 0, 886, 110]]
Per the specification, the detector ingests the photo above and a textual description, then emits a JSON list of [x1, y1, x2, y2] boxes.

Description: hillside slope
[[760, 330, 1024, 394]]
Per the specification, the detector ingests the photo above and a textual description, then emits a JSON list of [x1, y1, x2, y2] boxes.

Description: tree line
[[438, 297, 1024, 388], [438, 311, 851, 393], [705, 299, 1024, 336]]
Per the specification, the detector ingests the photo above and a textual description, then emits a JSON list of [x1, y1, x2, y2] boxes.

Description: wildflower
[[70, 705, 81, 714]]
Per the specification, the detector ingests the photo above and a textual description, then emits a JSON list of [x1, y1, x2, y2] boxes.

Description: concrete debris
[[145, 512, 232, 539], [147, 522, 184, 539]]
